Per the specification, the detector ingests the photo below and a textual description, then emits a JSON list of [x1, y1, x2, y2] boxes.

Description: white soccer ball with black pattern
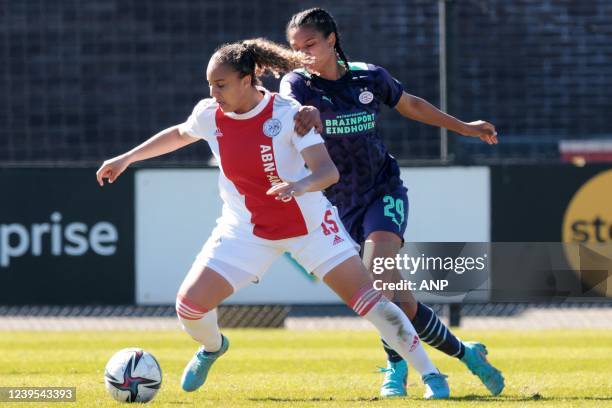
[[104, 348, 162, 403]]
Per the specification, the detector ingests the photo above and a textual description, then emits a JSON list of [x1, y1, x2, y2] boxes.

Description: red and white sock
[[176, 295, 222, 352], [349, 286, 437, 376]]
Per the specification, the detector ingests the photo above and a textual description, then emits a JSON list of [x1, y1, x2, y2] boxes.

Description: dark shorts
[[338, 185, 409, 245]]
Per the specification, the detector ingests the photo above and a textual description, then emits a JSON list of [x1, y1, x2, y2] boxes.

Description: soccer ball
[[104, 348, 162, 403]]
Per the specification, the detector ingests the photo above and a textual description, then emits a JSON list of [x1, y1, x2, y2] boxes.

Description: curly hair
[[212, 38, 311, 85]]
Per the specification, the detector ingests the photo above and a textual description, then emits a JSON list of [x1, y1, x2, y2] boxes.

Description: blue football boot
[[181, 335, 229, 392], [422, 371, 450, 399], [379, 359, 408, 397], [461, 341, 505, 396]]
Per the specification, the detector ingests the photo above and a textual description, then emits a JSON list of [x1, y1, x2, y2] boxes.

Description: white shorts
[[190, 207, 359, 291]]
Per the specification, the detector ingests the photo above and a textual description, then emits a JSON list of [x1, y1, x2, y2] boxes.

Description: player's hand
[[294, 106, 323, 136], [266, 181, 306, 201], [461, 120, 499, 145], [96, 154, 131, 186]]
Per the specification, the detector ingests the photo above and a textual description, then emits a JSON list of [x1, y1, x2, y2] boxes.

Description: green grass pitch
[[1, 329, 611, 407]]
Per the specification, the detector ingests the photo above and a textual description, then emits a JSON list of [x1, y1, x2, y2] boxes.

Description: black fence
[[1, 303, 611, 328], [1, 1, 611, 165]]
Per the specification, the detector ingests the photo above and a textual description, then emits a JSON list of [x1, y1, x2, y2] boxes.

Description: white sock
[[176, 295, 222, 352], [350, 287, 437, 376]]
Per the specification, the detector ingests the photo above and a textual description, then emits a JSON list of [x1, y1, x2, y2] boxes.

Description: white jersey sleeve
[[272, 93, 324, 152], [292, 128, 324, 153], [178, 98, 218, 141]]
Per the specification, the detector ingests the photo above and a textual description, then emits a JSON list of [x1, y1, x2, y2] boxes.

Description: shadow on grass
[[452, 393, 612, 402], [248, 393, 612, 403], [248, 397, 376, 403]]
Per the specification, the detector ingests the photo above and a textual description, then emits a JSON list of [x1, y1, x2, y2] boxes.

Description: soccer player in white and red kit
[[96, 38, 449, 399]]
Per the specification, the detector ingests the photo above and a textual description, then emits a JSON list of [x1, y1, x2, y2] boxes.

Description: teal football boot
[[379, 359, 408, 397], [461, 341, 505, 396], [181, 335, 229, 392], [422, 371, 450, 399]]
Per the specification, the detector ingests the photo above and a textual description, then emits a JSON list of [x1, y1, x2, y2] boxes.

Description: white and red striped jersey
[[179, 88, 329, 240]]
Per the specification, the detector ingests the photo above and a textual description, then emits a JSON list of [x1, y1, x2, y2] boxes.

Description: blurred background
[[1, 0, 611, 328]]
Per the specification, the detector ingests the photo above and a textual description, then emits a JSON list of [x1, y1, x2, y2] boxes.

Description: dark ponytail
[[286, 8, 349, 69]]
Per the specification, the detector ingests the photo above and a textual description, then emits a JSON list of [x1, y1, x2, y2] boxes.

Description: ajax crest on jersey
[[359, 90, 374, 104], [263, 118, 282, 138], [104, 348, 162, 403]]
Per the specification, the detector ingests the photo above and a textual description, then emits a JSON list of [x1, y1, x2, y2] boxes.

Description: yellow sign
[[562, 169, 612, 296]]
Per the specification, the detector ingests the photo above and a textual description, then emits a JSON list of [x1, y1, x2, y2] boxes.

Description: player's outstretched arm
[[96, 125, 198, 186], [395, 92, 499, 145], [266, 143, 339, 201]]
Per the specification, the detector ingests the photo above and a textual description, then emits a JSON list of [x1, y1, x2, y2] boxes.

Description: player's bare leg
[[363, 231, 417, 317], [176, 265, 233, 392]]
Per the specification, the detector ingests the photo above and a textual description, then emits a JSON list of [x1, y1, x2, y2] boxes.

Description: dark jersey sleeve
[[279, 72, 308, 104], [369, 64, 404, 108]]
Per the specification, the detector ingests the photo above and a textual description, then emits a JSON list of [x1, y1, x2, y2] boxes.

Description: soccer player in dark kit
[[280, 7, 504, 398]]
